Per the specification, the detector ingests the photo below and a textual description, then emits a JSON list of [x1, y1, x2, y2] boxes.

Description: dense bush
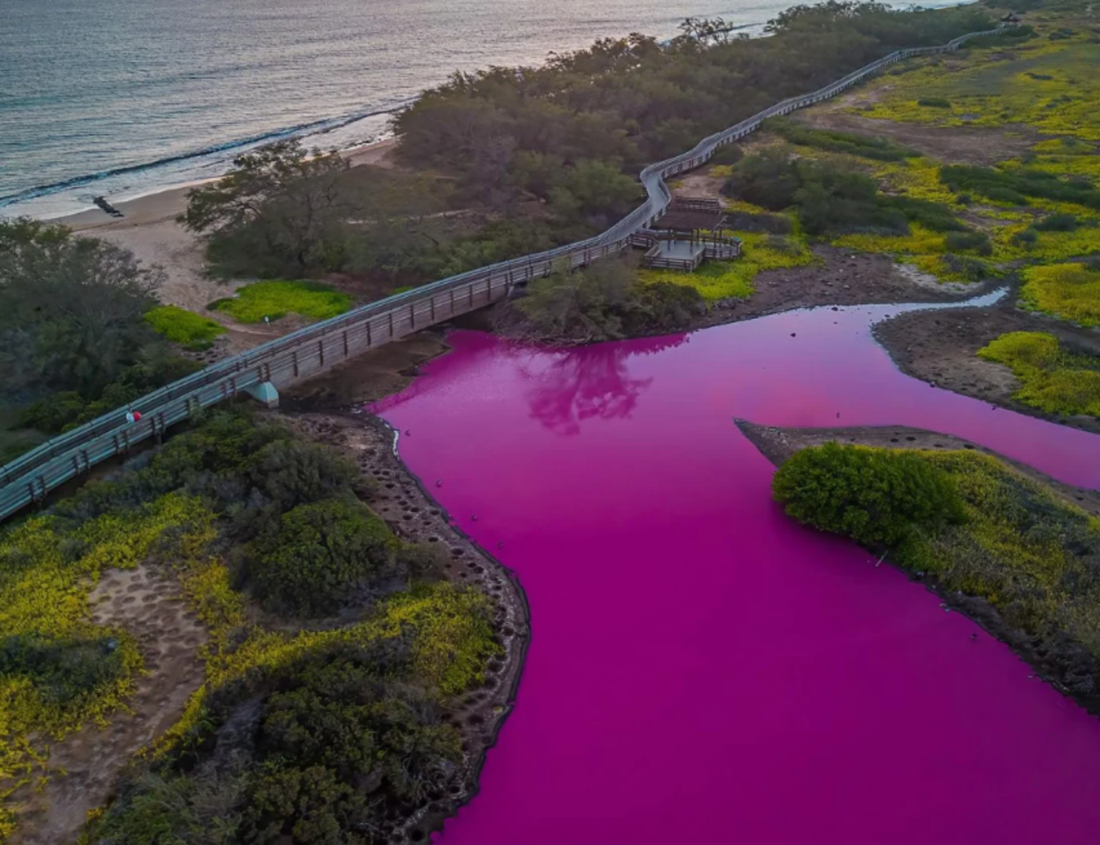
[[16, 357, 200, 434], [1035, 212, 1081, 232], [772, 441, 965, 546], [944, 229, 993, 255], [725, 151, 967, 237], [767, 118, 919, 160], [941, 164, 1100, 211], [0, 633, 126, 708], [917, 97, 952, 108], [250, 497, 400, 616]]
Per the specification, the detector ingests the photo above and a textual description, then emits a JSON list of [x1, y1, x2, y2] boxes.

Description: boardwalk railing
[[0, 26, 1006, 521]]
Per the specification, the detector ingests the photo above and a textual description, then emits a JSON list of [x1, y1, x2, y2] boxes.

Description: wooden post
[[366, 321, 372, 346], [292, 350, 299, 377], [342, 331, 349, 356], [409, 302, 415, 329], [430, 296, 436, 322], [388, 311, 394, 338]]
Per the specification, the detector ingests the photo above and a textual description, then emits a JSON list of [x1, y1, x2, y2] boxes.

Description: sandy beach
[[52, 139, 400, 350]]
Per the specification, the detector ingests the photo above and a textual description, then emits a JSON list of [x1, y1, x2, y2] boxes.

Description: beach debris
[[435, 479, 443, 487], [471, 515, 478, 522]]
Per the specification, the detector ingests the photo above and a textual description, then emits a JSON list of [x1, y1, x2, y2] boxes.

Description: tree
[[250, 497, 400, 616], [0, 219, 164, 401], [181, 140, 350, 275], [773, 442, 966, 547]]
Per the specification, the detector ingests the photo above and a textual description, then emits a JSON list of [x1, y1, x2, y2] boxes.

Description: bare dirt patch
[[694, 244, 991, 329], [673, 168, 727, 201], [792, 109, 1045, 166], [737, 421, 1100, 518], [11, 564, 207, 845], [874, 302, 1100, 434]]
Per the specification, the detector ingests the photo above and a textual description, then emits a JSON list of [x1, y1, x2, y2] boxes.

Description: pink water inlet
[[374, 301, 1100, 845]]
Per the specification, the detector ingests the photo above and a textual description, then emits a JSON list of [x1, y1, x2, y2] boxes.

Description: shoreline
[[52, 137, 400, 232]]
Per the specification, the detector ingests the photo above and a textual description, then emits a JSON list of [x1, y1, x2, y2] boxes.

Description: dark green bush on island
[[772, 442, 965, 547], [917, 97, 952, 108], [945, 229, 993, 255], [767, 118, 920, 161], [941, 164, 1100, 211]]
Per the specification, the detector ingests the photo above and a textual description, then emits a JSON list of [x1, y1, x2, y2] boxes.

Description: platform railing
[[0, 26, 1006, 521]]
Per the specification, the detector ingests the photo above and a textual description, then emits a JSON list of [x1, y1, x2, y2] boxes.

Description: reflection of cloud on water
[[516, 334, 689, 436]]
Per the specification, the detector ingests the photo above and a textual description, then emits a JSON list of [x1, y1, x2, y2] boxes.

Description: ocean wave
[[0, 102, 411, 209]]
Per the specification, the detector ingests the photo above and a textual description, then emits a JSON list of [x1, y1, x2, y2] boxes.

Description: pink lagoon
[[375, 301, 1100, 845]]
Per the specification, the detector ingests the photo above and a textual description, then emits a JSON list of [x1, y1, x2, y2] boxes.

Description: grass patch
[[144, 305, 226, 351], [978, 331, 1100, 418], [774, 442, 1100, 704], [211, 280, 352, 323], [941, 164, 1100, 211], [1020, 262, 1100, 326], [639, 233, 815, 301]]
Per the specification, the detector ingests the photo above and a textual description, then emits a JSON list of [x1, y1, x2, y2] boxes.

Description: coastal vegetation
[[0, 409, 500, 843], [977, 331, 1100, 418], [1020, 261, 1100, 326], [210, 279, 353, 324], [0, 219, 199, 449], [773, 442, 1100, 707]]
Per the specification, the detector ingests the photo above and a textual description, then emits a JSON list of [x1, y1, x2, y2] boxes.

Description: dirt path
[[11, 563, 207, 845], [874, 302, 1100, 434]]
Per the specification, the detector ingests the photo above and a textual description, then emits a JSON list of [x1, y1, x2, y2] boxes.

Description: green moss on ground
[[1019, 262, 1100, 326], [144, 305, 226, 351], [211, 280, 352, 323], [978, 331, 1100, 418]]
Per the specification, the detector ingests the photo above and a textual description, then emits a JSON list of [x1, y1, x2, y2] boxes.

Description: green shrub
[[917, 97, 952, 108], [945, 230, 993, 255], [17, 358, 201, 434], [941, 164, 1100, 211], [766, 118, 920, 161], [1035, 212, 1080, 232], [0, 633, 127, 707], [772, 442, 965, 547], [212, 280, 352, 324], [144, 305, 226, 351], [250, 497, 400, 616], [885, 196, 966, 232], [1012, 227, 1040, 247]]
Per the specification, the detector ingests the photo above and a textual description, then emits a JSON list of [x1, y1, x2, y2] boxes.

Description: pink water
[[375, 301, 1100, 845]]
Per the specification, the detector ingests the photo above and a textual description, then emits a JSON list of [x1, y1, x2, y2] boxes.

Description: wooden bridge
[[0, 26, 1006, 522]]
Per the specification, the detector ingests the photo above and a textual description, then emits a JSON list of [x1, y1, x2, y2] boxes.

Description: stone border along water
[[0, 25, 1007, 522]]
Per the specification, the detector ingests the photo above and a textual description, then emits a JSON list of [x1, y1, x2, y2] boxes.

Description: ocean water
[[2, 0, 958, 218], [375, 303, 1100, 844]]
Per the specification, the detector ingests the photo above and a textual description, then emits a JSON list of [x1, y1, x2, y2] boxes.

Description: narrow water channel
[[374, 300, 1100, 844]]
